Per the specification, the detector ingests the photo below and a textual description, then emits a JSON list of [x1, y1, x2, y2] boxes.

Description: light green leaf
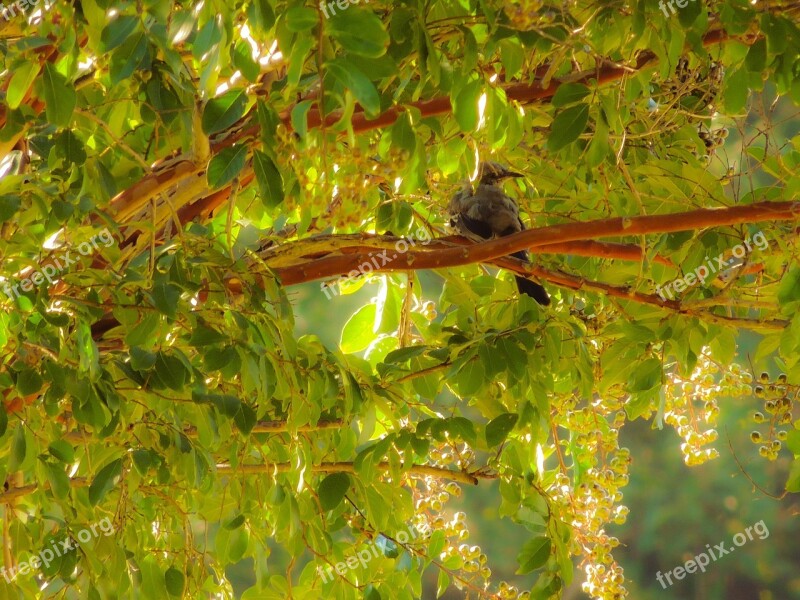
[[286, 6, 318, 31], [7, 61, 39, 109], [327, 58, 381, 117], [341, 303, 377, 354], [327, 8, 389, 57]]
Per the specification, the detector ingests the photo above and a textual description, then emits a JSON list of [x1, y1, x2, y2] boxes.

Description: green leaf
[[387, 113, 416, 153], [132, 449, 155, 475], [203, 347, 240, 373], [499, 38, 524, 79], [207, 145, 248, 189], [723, 67, 749, 113], [193, 16, 223, 60], [125, 313, 161, 347], [152, 282, 181, 318], [202, 90, 247, 136], [551, 83, 591, 108], [10, 425, 27, 471], [547, 103, 589, 151], [291, 100, 313, 139], [139, 555, 169, 599], [318, 473, 351, 510], [233, 40, 260, 83], [453, 80, 482, 132], [7, 61, 39, 109], [777, 268, 800, 305], [44, 462, 70, 500], [517, 536, 551, 574], [101, 15, 139, 52], [437, 570, 450, 597], [211, 394, 242, 417], [327, 8, 389, 57], [745, 38, 767, 73], [253, 150, 284, 209], [586, 118, 609, 167], [786, 458, 800, 492], [286, 6, 318, 31], [628, 358, 663, 392], [39, 64, 76, 127], [188, 324, 228, 347], [48, 440, 75, 463], [340, 303, 377, 354], [154, 352, 189, 391], [89, 458, 123, 506], [327, 58, 381, 117], [16, 367, 43, 396], [165, 568, 186, 597], [247, 0, 275, 33], [110, 32, 149, 85], [233, 403, 257, 434], [486, 413, 518, 447]]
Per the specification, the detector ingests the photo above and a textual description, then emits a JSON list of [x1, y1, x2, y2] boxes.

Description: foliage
[[0, 0, 799, 599]]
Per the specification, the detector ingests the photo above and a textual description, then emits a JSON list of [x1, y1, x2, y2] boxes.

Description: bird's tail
[[510, 250, 550, 305], [515, 276, 550, 305]]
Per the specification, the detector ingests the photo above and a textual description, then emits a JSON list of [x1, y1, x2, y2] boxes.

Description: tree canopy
[[1, 0, 799, 598]]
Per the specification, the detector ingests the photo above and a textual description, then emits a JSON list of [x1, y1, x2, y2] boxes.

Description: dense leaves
[[0, 0, 799, 599]]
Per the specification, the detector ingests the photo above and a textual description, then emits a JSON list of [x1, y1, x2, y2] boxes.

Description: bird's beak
[[506, 171, 524, 178]]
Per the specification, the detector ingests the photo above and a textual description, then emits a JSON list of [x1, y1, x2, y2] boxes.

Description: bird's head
[[478, 161, 523, 185]]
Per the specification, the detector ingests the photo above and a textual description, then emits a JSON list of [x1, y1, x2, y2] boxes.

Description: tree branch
[[272, 201, 800, 285]]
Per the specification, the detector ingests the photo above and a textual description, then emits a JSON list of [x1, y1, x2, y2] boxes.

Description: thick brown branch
[[273, 201, 800, 285]]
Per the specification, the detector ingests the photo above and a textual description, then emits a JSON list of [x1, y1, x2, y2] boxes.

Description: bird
[[447, 161, 550, 305]]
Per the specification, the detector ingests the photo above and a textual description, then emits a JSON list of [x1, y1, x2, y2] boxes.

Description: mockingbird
[[447, 161, 550, 305]]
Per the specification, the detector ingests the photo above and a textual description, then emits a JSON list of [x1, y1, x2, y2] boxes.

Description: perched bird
[[447, 161, 550, 305]]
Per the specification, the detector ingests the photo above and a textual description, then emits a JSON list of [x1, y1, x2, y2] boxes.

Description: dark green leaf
[[16, 367, 43, 396], [207, 145, 248, 189], [486, 413, 518, 447], [318, 472, 351, 510], [202, 90, 247, 136], [547, 104, 589, 151], [101, 15, 139, 52], [551, 83, 591, 108], [253, 150, 284, 208], [165, 567, 186, 597], [517, 536, 551, 574], [89, 458, 123, 506]]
